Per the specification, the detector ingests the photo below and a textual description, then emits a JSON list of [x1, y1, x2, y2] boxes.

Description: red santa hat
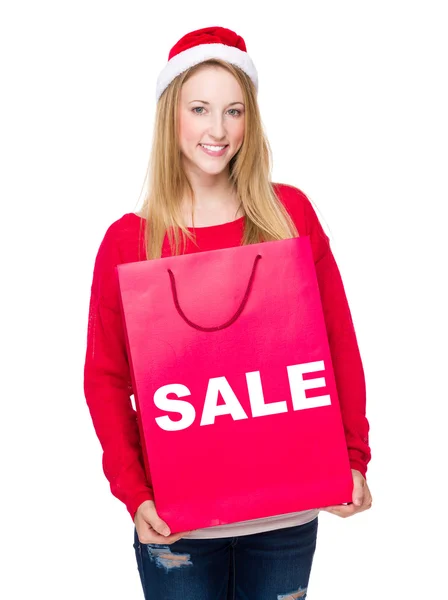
[[156, 26, 258, 102]]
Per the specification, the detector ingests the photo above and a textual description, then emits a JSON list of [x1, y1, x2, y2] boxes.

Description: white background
[[1, 1, 447, 598]]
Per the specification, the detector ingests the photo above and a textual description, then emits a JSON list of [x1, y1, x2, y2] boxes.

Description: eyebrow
[[188, 100, 244, 106]]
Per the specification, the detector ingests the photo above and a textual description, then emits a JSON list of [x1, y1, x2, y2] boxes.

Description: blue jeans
[[133, 516, 318, 599]]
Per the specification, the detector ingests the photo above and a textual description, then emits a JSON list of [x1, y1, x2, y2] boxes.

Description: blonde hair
[[137, 58, 298, 260]]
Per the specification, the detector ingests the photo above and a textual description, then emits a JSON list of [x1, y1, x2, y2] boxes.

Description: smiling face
[[177, 65, 246, 179]]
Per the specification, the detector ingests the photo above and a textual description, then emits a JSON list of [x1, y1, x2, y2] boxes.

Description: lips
[[198, 144, 229, 157]]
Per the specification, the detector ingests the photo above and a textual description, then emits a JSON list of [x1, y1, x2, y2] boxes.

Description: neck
[[184, 164, 235, 201], [181, 186, 242, 229]]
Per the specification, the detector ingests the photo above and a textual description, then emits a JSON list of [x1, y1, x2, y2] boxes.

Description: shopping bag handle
[[167, 254, 262, 332]]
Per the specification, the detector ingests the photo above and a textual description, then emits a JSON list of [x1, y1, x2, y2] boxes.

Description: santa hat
[[156, 26, 258, 102]]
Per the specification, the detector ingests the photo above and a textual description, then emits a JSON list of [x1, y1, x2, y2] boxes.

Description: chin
[[198, 164, 230, 176], [190, 156, 230, 173]]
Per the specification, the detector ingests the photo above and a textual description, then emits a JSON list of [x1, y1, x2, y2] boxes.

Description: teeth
[[201, 144, 226, 151]]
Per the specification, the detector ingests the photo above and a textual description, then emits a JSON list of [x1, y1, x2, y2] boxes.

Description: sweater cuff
[[128, 489, 155, 522]]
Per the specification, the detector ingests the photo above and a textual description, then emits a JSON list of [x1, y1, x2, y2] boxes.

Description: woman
[[84, 26, 372, 599]]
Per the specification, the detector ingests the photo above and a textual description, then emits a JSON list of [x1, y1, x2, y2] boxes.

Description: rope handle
[[167, 254, 262, 332]]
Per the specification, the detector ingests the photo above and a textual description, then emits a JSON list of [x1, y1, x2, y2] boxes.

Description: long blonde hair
[[137, 58, 298, 260]]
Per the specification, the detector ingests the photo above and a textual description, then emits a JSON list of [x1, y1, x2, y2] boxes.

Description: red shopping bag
[[117, 236, 353, 532]]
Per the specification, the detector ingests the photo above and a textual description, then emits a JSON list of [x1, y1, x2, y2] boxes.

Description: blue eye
[[192, 107, 242, 116]]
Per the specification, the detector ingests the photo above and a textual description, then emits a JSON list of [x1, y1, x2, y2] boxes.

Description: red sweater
[[83, 183, 371, 521]]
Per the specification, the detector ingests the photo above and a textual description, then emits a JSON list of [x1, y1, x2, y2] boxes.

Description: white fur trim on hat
[[156, 43, 258, 102]]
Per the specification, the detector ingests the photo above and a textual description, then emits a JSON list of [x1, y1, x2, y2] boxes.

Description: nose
[[208, 112, 227, 141]]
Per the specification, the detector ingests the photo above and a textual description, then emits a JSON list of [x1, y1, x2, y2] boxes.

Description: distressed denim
[[133, 516, 318, 599]]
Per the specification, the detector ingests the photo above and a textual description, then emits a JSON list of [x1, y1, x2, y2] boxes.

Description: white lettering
[[287, 361, 331, 410], [200, 376, 248, 426], [153, 361, 331, 431], [246, 371, 287, 417], [154, 384, 195, 431]]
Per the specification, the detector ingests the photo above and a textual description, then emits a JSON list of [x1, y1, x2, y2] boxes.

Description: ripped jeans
[[133, 516, 318, 599]]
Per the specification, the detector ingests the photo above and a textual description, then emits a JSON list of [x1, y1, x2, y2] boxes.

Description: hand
[[321, 469, 372, 518], [134, 500, 191, 545]]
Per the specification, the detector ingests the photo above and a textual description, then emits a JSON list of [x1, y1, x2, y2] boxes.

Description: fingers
[[139, 501, 172, 537], [322, 504, 357, 518], [149, 515, 171, 537], [135, 500, 193, 545], [322, 484, 373, 518], [137, 528, 191, 545], [356, 479, 373, 511], [354, 490, 365, 506], [362, 487, 373, 511], [352, 470, 366, 506]]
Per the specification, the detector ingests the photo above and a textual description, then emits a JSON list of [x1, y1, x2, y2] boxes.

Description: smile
[[199, 144, 229, 157]]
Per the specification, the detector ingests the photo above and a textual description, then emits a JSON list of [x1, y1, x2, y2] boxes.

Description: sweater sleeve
[[83, 225, 154, 520], [303, 196, 372, 478]]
